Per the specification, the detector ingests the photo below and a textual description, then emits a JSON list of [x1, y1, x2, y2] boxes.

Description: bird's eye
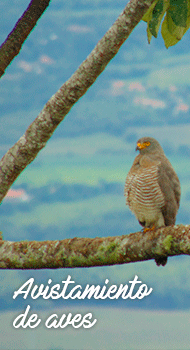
[[143, 141, 151, 147]]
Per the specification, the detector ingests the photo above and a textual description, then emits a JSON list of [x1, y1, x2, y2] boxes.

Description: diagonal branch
[[0, 0, 155, 203], [0, 0, 51, 78], [0, 225, 189, 269]]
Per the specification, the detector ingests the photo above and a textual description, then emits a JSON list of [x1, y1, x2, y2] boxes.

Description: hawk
[[124, 137, 181, 266]]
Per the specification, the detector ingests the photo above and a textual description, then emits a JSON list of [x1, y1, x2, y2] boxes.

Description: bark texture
[[0, 0, 155, 203], [0, 225, 189, 269]]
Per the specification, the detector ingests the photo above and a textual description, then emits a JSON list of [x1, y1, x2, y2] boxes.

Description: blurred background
[[1, 0, 190, 348]]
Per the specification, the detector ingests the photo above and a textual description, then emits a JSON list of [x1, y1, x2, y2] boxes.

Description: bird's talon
[[143, 225, 155, 233]]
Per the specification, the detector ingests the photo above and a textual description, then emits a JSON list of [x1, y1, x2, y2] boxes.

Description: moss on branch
[[0, 224, 189, 269]]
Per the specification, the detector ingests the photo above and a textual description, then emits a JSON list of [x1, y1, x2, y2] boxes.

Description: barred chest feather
[[124, 163, 165, 225]]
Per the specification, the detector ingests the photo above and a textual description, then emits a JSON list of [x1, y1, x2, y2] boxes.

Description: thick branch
[[0, 0, 155, 203], [0, 0, 51, 77], [0, 225, 189, 269]]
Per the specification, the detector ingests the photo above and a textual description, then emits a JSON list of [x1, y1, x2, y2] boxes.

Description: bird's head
[[136, 137, 164, 155]]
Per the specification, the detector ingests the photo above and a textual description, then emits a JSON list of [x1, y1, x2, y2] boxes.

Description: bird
[[124, 137, 181, 266]]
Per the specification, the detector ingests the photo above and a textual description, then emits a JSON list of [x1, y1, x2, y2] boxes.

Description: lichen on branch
[[0, 225, 189, 269]]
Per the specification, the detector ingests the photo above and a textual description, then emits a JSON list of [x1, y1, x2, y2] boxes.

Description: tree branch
[[0, 225, 189, 269], [0, 0, 51, 78], [0, 0, 155, 203]]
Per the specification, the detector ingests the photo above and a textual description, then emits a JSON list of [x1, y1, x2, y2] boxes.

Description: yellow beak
[[136, 142, 145, 150], [136, 141, 150, 151]]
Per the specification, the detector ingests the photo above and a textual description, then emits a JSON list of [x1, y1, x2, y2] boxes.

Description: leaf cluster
[[143, 0, 190, 48]]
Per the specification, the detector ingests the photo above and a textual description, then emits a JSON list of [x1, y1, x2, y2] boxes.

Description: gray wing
[[157, 157, 181, 226]]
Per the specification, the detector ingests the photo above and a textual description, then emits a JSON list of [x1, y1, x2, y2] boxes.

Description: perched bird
[[124, 137, 181, 266]]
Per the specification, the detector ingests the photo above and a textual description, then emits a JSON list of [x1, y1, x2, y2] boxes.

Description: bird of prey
[[124, 137, 181, 266]]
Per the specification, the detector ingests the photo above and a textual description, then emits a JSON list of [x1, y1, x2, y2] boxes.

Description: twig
[[0, 0, 51, 77]]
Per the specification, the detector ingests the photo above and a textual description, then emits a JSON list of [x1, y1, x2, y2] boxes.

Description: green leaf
[[149, 0, 169, 38], [142, 1, 158, 44], [161, 1, 190, 48], [142, 0, 170, 43], [147, 25, 153, 44], [167, 12, 185, 38], [161, 14, 182, 48], [142, 0, 190, 47], [142, 0, 158, 22], [168, 0, 188, 27], [149, 0, 164, 37]]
